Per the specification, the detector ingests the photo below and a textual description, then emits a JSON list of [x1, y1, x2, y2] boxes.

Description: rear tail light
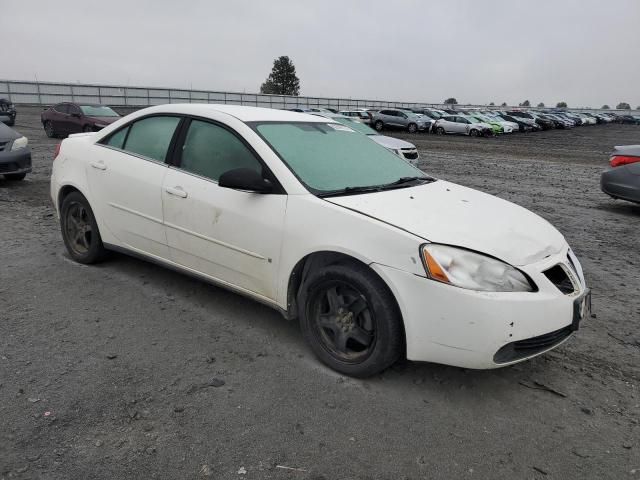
[[53, 143, 61, 160], [610, 155, 640, 168]]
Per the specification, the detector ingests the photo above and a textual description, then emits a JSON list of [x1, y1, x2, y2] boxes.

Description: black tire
[[4, 173, 26, 181], [7, 119, 15, 127], [436, 126, 445, 135], [83, 124, 93, 133], [407, 123, 417, 133], [374, 120, 383, 131], [44, 120, 56, 138], [298, 263, 404, 378], [60, 191, 107, 264], [469, 129, 479, 137]]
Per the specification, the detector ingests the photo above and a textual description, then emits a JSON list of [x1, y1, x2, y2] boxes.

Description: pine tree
[[260, 56, 300, 96]]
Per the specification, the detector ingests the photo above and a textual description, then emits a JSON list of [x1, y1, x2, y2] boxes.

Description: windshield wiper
[[382, 176, 434, 188], [318, 176, 436, 198]]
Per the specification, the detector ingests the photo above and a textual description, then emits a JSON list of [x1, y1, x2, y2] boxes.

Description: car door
[[53, 103, 70, 134], [88, 115, 182, 259], [68, 104, 83, 134], [161, 117, 287, 300], [447, 116, 462, 134]]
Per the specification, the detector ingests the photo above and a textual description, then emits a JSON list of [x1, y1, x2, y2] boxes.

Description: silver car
[[372, 109, 428, 133], [433, 115, 493, 137], [601, 145, 640, 204], [314, 113, 420, 165]]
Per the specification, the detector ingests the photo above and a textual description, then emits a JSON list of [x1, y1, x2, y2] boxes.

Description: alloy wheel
[[45, 121, 54, 138], [308, 281, 376, 363], [65, 201, 93, 256]]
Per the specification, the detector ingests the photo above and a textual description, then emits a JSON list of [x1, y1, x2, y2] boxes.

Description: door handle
[[90, 161, 107, 171], [165, 186, 188, 198]]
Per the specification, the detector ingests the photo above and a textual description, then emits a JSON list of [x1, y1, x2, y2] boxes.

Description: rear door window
[[122, 116, 181, 162], [54, 104, 69, 114]]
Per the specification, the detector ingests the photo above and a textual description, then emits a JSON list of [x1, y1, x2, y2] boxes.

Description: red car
[[41, 103, 121, 138]]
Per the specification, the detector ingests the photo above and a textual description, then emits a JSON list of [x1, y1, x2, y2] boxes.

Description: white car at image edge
[[50, 104, 591, 377]]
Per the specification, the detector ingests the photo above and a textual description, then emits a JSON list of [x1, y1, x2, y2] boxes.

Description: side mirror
[[219, 168, 273, 194]]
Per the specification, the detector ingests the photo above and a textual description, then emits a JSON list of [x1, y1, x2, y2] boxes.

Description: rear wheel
[[44, 121, 56, 138], [407, 123, 417, 133], [60, 192, 107, 264], [4, 173, 26, 181], [299, 263, 404, 378], [374, 120, 383, 131]]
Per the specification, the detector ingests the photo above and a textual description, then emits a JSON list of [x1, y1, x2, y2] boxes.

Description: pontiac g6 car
[[50, 104, 590, 377]]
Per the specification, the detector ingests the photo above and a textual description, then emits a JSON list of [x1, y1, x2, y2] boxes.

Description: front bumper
[[0, 147, 32, 175], [371, 245, 588, 369], [0, 112, 16, 124]]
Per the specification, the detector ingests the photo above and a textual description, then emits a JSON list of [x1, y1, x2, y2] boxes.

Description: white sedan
[[50, 104, 590, 377]]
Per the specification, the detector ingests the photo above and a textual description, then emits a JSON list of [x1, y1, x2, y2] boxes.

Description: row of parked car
[[362, 107, 637, 136], [292, 105, 640, 137]]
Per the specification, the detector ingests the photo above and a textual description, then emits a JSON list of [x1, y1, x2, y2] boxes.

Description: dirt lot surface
[[1, 108, 639, 479]]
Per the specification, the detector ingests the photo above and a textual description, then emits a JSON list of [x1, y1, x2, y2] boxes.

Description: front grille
[[402, 150, 418, 160], [493, 325, 573, 363], [543, 264, 575, 294]]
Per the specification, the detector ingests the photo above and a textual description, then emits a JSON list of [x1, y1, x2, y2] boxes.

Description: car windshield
[[330, 116, 377, 135], [79, 105, 119, 117], [253, 121, 429, 195]]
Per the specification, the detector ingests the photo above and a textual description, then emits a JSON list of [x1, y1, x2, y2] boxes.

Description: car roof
[[133, 103, 330, 123]]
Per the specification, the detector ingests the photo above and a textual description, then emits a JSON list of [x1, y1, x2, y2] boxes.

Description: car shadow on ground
[[92, 251, 561, 397], [594, 199, 640, 216]]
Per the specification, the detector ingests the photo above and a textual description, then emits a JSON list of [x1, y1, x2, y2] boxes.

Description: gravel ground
[[1, 108, 639, 479]]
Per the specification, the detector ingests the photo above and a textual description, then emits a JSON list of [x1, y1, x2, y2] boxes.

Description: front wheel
[[436, 126, 445, 135], [374, 120, 384, 131], [82, 124, 93, 133], [407, 123, 417, 133], [299, 263, 404, 378], [60, 192, 107, 264], [44, 120, 56, 138], [469, 129, 479, 137]]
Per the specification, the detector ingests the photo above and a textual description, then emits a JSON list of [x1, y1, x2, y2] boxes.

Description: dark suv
[[41, 103, 121, 138], [0, 98, 17, 126]]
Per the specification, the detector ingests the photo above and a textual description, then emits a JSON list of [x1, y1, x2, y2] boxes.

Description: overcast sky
[[3, 0, 639, 107]]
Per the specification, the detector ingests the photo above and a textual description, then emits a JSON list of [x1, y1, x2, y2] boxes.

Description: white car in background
[[317, 113, 420, 165], [50, 104, 590, 377], [434, 114, 494, 136]]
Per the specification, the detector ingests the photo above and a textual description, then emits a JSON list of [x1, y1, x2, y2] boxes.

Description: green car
[[466, 115, 504, 134]]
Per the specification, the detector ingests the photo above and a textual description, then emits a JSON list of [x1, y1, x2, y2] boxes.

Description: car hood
[[369, 135, 416, 150], [0, 122, 21, 141], [326, 180, 566, 266], [86, 116, 120, 125]]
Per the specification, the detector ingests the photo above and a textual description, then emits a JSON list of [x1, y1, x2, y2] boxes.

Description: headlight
[[420, 244, 534, 292], [11, 136, 28, 151]]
